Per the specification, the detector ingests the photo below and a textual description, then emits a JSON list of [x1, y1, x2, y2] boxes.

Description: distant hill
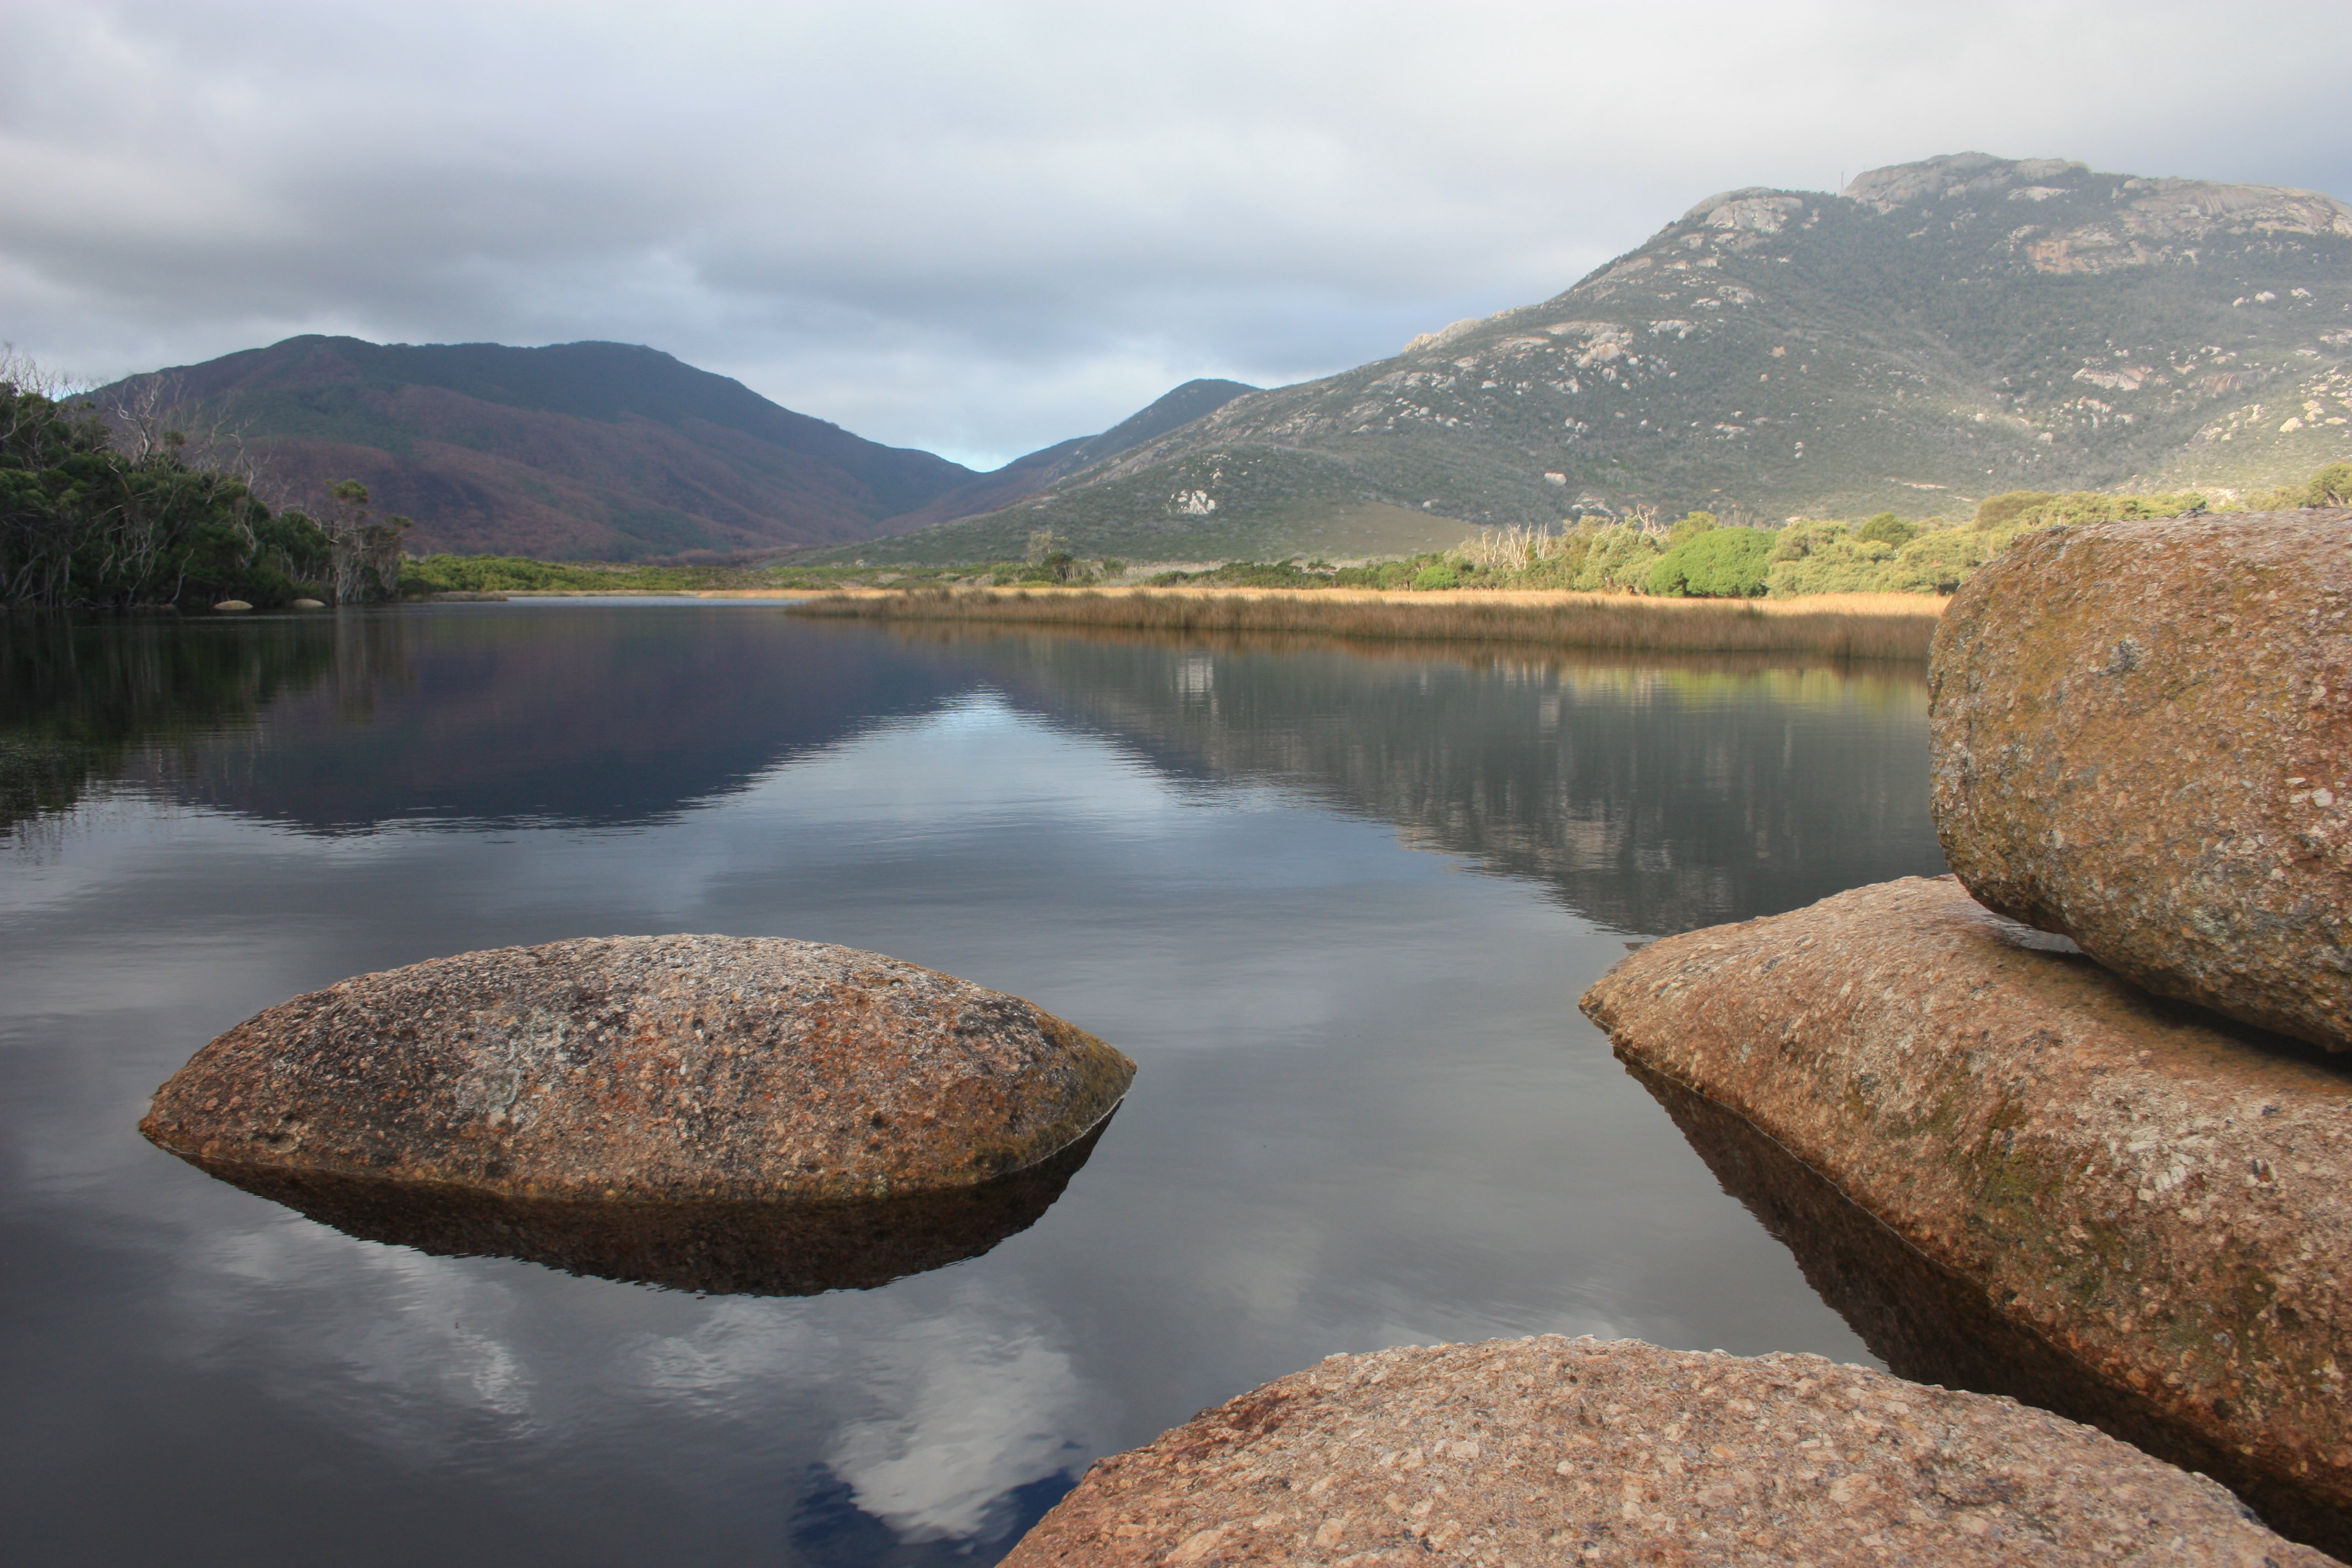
[[861, 153, 2352, 563], [867, 378, 1257, 537], [94, 336, 982, 560]]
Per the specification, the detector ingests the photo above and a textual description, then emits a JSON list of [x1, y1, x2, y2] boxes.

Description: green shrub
[[1999, 489, 2204, 529], [2306, 464, 2352, 507], [1881, 528, 1997, 594], [1412, 563, 1461, 591], [1571, 526, 1663, 591], [1647, 526, 1774, 597], [1974, 491, 2056, 531], [1667, 510, 1719, 543], [1856, 512, 1918, 547], [1765, 522, 1898, 596]]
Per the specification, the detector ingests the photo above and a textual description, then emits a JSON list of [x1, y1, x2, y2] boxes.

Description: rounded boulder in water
[[140, 935, 1135, 1203], [1931, 508, 2352, 1049]]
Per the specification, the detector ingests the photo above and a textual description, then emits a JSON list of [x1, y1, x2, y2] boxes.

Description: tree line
[[0, 358, 406, 609]]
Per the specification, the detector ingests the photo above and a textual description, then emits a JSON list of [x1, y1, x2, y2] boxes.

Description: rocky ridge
[[869, 153, 2352, 562]]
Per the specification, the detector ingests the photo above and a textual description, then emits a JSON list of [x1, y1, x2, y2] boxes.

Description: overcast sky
[[6, 1, 2349, 469]]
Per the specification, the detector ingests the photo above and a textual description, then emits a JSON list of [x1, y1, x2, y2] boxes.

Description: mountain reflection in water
[[899, 625, 1938, 934], [10, 608, 1940, 935]]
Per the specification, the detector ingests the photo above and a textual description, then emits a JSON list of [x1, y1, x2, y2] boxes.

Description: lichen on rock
[[1931, 508, 2352, 1050]]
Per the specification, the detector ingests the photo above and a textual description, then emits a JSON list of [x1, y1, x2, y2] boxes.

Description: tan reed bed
[[785, 585, 1945, 661]]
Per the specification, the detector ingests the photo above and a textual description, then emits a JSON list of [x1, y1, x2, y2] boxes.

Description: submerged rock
[[142, 935, 1134, 1204], [1582, 876, 2352, 1523], [1931, 508, 2352, 1050], [1632, 1063, 2351, 1556], [1004, 1336, 2332, 1567], [198, 1115, 1112, 1295]]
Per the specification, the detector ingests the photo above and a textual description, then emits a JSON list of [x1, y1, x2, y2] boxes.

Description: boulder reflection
[[1629, 1062, 2350, 1558], [191, 1117, 1111, 1297]]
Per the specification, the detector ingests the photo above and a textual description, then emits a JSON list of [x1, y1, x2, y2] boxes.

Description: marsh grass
[[787, 586, 1943, 661]]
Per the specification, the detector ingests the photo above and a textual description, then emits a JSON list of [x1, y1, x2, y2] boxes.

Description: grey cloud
[[4, 0, 2349, 465]]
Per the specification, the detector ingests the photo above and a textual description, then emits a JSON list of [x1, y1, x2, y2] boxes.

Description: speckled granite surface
[[1930, 508, 2352, 1049], [1005, 1336, 2333, 1566], [1583, 875, 2352, 1522], [141, 934, 1133, 1202]]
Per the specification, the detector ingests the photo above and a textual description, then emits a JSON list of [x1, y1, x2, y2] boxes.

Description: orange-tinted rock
[[1005, 1336, 2333, 1567], [1630, 1061, 2349, 1556], [1581, 876, 2352, 1525], [141, 935, 1134, 1204], [1930, 509, 2352, 1050]]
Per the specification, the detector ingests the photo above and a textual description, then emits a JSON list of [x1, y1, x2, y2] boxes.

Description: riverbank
[[782, 585, 1945, 660]]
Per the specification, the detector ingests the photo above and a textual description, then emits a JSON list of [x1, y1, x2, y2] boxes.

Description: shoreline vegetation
[[391, 467, 2351, 622], [785, 585, 1945, 661], [10, 333, 2346, 624]]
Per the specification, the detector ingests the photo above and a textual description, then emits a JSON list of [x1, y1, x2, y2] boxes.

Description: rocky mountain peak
[[843, 151, 2352, 564], [1843, 153, 2088, 212]]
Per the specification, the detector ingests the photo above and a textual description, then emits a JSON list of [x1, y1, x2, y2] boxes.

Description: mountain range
[[852, 152, 2352, 563], [94, 337, 1255, 560], [92, 151, 2352, 565]]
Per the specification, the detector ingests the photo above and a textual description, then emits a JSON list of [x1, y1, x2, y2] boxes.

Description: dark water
[[1, 603, 1946, 1566]]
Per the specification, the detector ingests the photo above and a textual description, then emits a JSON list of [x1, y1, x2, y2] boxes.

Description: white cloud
[[824, 1314, 1096, 1541], [4, 0, 2348, 465]]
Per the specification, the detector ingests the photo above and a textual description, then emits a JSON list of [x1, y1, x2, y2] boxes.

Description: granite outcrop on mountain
[[871, 153, 2352, 563], [141, 934, 1134, 1203], [1004, 1336, 2333, 1566], [1931, 509, 2352, 1050]]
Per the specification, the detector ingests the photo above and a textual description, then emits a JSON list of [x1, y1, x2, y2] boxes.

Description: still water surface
[[1, 604, 1945, 1565]]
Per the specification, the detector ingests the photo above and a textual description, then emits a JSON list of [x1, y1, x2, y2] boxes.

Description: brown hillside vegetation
[[90, 337, 981, 562], [787, 585, 1941, 660]]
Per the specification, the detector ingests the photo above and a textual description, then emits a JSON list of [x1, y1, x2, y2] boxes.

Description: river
[[0, 601, 1945, 1565]]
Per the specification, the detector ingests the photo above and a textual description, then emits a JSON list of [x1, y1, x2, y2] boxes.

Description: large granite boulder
[[142, 935, 1134, 1204], [1630, 1062, 2348, 1555], [1582, 876, 2352, 1528], [1005, 1336, 2332, 1566], [1930, 508, 2352, 1050]]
